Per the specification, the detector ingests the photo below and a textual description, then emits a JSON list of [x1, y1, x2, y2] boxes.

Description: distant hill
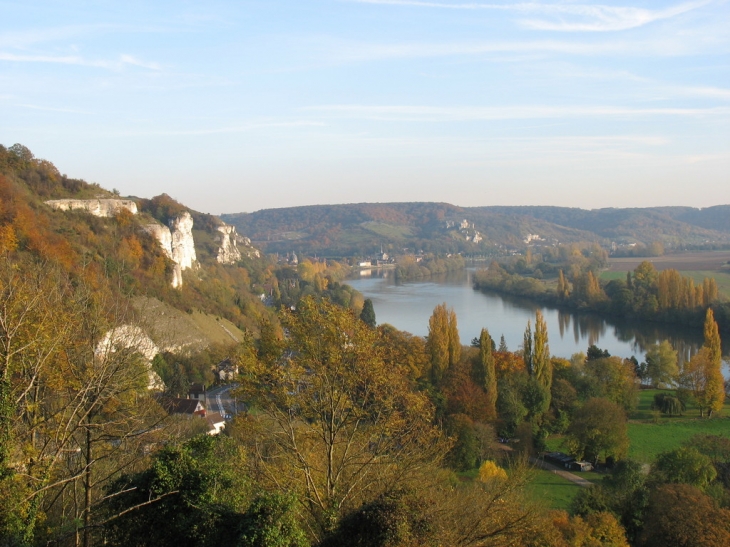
[[222, 203, 730, 257]]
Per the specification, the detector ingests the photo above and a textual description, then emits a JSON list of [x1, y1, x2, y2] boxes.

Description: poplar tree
[[557, 270, 570, 300], [447, 308, 461, 369], [498, 335, 508, 353], [426, 304, 449, 385], [473, 328, 497, 418], [523, 320, 533, 375], [426, 304, 460, 385], [703, 308, 724, 417], [533, 310, 552, 393]]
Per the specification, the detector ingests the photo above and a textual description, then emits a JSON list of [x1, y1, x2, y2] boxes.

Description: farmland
[[606, 251, 730, 273]]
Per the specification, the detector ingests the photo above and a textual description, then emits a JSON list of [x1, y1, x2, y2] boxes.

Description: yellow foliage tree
[[478, 460, 508, 483]]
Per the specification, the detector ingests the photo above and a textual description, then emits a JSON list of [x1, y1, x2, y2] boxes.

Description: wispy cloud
[[306, 104, 730, 121], [520, 1, 714, 32], [119, 54, 161, 70], [327, 35, 708, 62], [349, 1, 713, 32], [125, 121, 326, 136], [0, 52, 161, 70], [16, 103, 90, 114]]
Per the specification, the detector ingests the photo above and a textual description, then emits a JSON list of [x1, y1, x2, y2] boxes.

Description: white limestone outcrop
[[170, 212, 197, 271], [144, 224, 173, 260], [144, 211, 197, 288], [239, 235, 261, 259], [215, 223, 261, 264], [95, 325, 165, 391], [216, 224, 241, 264], [46, 198, 138, 217]]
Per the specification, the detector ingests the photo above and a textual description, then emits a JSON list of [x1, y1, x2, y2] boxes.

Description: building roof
[[159, 396, 205, 415]]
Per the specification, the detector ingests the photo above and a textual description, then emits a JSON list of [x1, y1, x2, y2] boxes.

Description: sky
[[1, 0, 729, 214]]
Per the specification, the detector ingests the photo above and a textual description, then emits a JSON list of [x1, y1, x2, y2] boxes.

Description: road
[[206, 383, 241, 419]]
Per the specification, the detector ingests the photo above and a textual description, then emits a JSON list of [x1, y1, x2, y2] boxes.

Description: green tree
[[472, 328, 497, 418], [101, 435, 283, 547], [566, 398, 629, 465], [651, 446, 717, 490], [644, 340, 678, 388], [359, 298, 376, 328], [532, 310, 552, 401], [498, 335, 508, 353], [426, 303, 460, 385], [583, 357, 638, 412], [522, 320, 533, 375]]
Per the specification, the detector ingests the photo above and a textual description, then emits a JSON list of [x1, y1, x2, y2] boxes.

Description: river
[[346, 268, 717, 366]]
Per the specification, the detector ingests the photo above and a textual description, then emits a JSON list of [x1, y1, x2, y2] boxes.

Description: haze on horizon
[[2, 0, 729, 215]]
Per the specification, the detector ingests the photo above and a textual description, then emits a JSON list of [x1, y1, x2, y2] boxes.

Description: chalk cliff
[[46, 198, 138, 217], [144, 211, 197, 288], [216, 224, 241, 264], [170, 212, 197, 271]]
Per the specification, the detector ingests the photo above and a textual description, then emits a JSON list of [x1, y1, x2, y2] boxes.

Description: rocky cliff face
[[216, 223, 261, 264], [46, 198, 138, 217], [144, 211, 197, 288], [170, 212, 197, 270], [216, 224, 241, 264]]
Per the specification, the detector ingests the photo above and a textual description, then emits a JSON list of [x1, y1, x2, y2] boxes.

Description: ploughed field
[[606, 251, 730, 272]]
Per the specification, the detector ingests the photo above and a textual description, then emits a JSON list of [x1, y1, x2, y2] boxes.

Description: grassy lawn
[[628, 419, 730, 463], [599, 271, 627, 282], [543, 389, 730, 468], [624, 388, 730, 463], [526, 469, 586, 511]]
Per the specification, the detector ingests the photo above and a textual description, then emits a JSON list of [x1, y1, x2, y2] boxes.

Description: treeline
[[394, 253, 466, 280], [475, 259, 727, 330]]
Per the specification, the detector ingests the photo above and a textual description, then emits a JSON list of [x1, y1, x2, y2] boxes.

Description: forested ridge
[[3, 142, 730, 547], [222, 202, 730, 257]]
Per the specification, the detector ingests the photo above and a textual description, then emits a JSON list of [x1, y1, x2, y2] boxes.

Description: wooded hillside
[[222, 203, 730, 257]]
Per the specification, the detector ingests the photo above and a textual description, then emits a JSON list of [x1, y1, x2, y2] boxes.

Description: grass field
[[627, 419, 730, 463], [526, 469, 588, 511]]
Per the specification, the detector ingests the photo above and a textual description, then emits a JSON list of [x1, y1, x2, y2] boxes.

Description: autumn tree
[[640, 483, 730, 547], [238, 296, 448, 539], [375, 324, 429, 381], [556, 269, 570, 301], [680, 309, 724, 417], [0, 256, 165, 545]]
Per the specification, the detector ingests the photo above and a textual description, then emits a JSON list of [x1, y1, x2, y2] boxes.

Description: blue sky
[[2, 1, 729, 214]]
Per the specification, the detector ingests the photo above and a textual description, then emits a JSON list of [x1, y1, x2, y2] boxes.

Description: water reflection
[[347, 268, 713, 367]]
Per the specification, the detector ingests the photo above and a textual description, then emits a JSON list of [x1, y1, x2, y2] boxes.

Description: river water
[[346, 268, 714, 365]]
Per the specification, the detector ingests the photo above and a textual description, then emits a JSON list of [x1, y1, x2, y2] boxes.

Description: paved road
[[206, 384, 240, 418]]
